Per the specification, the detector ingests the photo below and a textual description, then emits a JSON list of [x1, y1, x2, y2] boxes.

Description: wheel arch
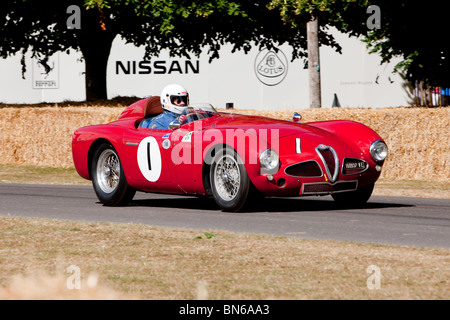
[[89, 139, 136, 206], [307, 120, 385, 152], [202, 143, 228, 196], [202, 142, 259, 197], [87, 138, 114, 179]]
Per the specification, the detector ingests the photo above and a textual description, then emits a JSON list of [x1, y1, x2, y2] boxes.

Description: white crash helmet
[[160, 84, 190, 114]]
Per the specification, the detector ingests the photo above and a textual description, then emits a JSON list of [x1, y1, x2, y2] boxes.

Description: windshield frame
[[179, 103, 218, 124], [183, 103, 217, 114]]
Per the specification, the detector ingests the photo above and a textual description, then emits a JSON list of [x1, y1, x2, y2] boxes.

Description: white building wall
[[0, 28, 411, 109]]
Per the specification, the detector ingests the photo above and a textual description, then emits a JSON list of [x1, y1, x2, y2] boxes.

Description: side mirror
[[292, 112, 302, 123], [169, 120, 181, 130]]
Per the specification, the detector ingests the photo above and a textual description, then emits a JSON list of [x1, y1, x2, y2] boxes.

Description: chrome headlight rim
[[259, 148, 279, 171], [370, 140, 388, 162]]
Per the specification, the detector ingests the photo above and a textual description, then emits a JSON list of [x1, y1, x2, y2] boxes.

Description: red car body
[[72, 96, 387, 211]]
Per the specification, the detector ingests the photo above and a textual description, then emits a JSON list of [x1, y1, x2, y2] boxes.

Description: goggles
[[170, 95, 189, 105]]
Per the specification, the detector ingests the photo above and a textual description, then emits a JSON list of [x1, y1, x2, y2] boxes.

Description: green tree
[[1, 0, 342, 101], [269, 0, 370, 107], [270, 0, 450, 91], [0, 0, 238, 100], [362, 0, 449, 89]]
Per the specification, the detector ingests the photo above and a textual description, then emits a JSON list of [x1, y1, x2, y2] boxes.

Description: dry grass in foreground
[[0, 216, 448, 300]]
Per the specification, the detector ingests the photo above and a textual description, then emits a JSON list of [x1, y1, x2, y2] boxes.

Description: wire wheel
[[210, 148, 250, 212], [213, 154, 241, 201], [91, 143, 135, 206], [96, 149, 120, 194], [331, 182, 374, 208]]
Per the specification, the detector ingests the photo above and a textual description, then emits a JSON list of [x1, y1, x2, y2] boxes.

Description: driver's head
[[160, 84, 189, 114]]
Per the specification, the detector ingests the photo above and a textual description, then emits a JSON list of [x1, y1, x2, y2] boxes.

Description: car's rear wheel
[[91, 143, 135, 206], [331, 182, 374, 207], [210, 147, 250, 212]]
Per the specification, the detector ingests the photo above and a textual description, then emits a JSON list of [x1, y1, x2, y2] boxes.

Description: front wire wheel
[[210, 148, 250, 212], [91, 143, 136, 206]]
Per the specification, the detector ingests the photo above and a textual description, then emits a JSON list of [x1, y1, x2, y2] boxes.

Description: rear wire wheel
[[91, 143, 135, 206]]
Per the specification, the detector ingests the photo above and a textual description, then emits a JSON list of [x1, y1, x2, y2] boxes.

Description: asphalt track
[[0, 183, 449, 249]]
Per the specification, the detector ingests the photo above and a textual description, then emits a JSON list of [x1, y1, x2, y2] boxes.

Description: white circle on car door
[[137, 136, 162, 182]]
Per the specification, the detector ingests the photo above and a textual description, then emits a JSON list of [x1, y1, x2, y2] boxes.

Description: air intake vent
[[285, 161, 322, 177], [302, 181, 358, 195]]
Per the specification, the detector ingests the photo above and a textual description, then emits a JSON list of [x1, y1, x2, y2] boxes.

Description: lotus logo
[[254, 48, 288, 86]]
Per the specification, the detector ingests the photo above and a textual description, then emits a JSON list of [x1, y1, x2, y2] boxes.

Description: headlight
[[370, 140, 388, 161], [259, 149, 279, 171]]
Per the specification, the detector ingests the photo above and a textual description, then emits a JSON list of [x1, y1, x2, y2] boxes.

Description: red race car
[[72, 96, 388, 212]]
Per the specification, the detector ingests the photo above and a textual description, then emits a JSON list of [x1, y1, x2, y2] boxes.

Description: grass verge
[[1, 164, 449, 300], [0, 164, 89, 186], [0, 216, 448, 300], [1, 163, 449, 199]]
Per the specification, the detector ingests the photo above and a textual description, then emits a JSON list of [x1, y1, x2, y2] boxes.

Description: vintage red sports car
[[72, 96, 388, 211]]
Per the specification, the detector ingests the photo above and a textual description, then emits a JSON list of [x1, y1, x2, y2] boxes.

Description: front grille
[[318, 148, 336, 174], [316, 145, 339, 182], [302, 181, 358, 195], [285, 161, 322, 177]]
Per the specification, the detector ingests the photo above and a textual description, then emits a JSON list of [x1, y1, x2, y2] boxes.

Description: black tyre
[[91, 143, 136, 206], [331, 182, 374, 208], [210, 147, 250, 212]]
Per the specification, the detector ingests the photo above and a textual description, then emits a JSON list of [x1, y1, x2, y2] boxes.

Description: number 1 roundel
[[137, 136, 162, 182]]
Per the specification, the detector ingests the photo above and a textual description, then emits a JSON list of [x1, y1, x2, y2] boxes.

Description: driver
[[140, 84, 189, 129]]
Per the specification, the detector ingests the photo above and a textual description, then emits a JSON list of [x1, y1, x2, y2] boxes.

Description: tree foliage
[[1, 0, 323, 100], [269, 0, 450, 88], [362, 0, 449, 88], [4, 0, 442, 102]]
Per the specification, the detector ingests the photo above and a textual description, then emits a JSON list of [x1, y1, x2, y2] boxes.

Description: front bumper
[[250, 149, 382, 197]]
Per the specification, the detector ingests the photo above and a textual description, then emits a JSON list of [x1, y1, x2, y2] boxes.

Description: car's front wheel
[[210, 147, 250, 212], [331, 182, 374, 207], [91, 142, 136, 206]]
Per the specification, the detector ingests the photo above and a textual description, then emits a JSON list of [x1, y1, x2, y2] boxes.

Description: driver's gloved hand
[[178, 115, 187, 125]]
